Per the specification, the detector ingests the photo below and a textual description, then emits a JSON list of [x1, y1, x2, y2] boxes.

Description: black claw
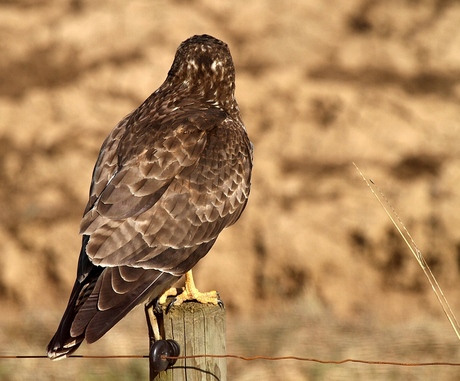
[[165, 298, 177, 314], [216, 292, 224, 308], [154, 299, 163, 314]]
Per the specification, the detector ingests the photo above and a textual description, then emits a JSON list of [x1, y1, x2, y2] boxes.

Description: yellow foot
[[158, 270, 222, 310], [158, 287, 181, 305], [173, 285, 220, 307]]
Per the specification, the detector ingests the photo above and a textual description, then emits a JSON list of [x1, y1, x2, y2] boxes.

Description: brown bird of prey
[[47, 34, 253, 359]]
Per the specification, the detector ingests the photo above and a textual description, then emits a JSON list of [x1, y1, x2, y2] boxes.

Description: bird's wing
[[80, 102, 252, 274]]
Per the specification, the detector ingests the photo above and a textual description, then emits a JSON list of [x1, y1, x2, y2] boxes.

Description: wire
[[0, 355, 146, 359], [1, 354, 460, 367], [164, 355, 460, 367]]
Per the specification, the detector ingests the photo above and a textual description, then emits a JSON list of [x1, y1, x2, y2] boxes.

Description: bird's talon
[[165, 298, 178, 314], [154, 299, 163, 314]]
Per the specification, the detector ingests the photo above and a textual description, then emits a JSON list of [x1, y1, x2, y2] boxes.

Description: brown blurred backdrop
[[1, 0, 460, 380]]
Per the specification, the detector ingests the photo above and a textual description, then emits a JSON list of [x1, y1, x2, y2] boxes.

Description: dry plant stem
[[353, 162, 460, 341]]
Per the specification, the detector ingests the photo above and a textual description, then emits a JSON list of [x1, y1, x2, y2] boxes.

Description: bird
[[47, 34, 253, 360]]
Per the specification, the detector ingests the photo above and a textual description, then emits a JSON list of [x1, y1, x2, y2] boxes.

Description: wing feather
[[82, 112, 251, 271]]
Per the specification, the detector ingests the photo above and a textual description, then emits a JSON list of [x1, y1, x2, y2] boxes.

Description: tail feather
[[46, 265, 103, 360], [46, 264, 178, 360]]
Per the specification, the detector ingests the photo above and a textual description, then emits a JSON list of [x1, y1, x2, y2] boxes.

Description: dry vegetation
[[1, 0, 460, 380]]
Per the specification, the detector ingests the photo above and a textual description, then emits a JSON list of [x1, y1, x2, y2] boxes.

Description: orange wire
[[1, 354, 460, 366]]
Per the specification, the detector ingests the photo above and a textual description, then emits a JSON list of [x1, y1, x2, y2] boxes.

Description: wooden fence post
[[147, 301, 227, 381]]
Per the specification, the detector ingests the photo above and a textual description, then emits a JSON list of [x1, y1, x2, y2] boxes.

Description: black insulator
[[149, 339, 181, 372]]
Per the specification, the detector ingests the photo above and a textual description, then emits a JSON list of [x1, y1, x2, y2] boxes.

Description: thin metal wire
[[164, 355, 460, 367], [1, 354, 460, 367], [0, 355, 147, 359]]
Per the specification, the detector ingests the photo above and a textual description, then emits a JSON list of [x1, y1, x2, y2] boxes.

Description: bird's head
[[167, 34, 237, 113]]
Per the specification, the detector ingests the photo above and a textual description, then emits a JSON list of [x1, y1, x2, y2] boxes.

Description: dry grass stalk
[[353, 162, 460, 341]]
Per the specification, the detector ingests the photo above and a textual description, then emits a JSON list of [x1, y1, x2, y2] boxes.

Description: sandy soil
[[1, 1, 460, 380]]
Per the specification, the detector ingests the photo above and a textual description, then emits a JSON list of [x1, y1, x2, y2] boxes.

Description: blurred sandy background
[[1, 0, 460, 380]]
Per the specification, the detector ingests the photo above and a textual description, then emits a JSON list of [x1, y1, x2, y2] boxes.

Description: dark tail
[[47, 237, 179, 360], [46, 265, 103, 359], [47, 265, 178, 360]]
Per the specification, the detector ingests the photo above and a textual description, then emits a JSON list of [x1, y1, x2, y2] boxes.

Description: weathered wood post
[[147, 301, 227, 381]]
